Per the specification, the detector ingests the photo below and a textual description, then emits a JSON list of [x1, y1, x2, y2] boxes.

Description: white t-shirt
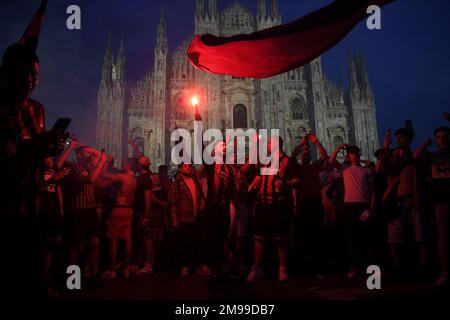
[[340, 164, 373, 204]]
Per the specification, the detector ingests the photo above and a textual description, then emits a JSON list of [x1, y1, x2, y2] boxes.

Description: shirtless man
[[101, 157, 137, 279]]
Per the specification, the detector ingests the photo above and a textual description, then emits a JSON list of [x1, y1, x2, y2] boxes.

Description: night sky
[[1, 0, 449, 150]]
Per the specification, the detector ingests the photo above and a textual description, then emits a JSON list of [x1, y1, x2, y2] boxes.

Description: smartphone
[[52, 117, 72, 134]]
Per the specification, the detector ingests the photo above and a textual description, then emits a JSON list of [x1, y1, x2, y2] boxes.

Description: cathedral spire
[[116, 32, 125, 83], [196, 0, 205, 19], [357, 49, 373, 100], [348, 47, 373, 102], [101, 34, 112, 85], [118, 32, 124, 57], [357, 47, 368, 82], [160, 1, 165, 23], [209, 0, 218, 19], [156, 4, 168, 54], [269, 0, 280, 20], [347, 48, 358, 91], [258, 0, 266, 20]]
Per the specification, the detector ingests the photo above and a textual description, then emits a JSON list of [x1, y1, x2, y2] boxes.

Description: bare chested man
[[101, 157, 137, 279]]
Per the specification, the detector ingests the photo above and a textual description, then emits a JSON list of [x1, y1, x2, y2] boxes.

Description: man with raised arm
[[291, 133, 328, 277], [61, 145, 107, 286], [101, 158, 137, 279]]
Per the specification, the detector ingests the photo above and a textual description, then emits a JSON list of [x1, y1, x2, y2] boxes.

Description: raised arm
[[100, 168, 124, 183], [290, 135, 308, 159], [328, 144, 349, 168], [128, 138, 144, 159], [55, 135, 78, 169], [309, 134, 328, 160], [413, 137, 433, 161], [87, 150, 107, 183]]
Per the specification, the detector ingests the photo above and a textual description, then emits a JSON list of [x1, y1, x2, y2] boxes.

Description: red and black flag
[[19, 0, 48, 52], [187, 0, 395, 79]]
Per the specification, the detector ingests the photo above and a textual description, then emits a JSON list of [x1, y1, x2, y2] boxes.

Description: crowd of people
[[1, 41, 450, 299]]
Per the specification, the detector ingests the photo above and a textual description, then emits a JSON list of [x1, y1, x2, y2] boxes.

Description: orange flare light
[[191, 96, 199, 108]]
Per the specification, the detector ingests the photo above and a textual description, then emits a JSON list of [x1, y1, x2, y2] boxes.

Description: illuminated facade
[[96, 0, 379, 169]]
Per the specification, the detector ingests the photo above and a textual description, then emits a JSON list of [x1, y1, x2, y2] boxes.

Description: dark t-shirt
[[296, 159, 325, 200], [205, 163, 234, 207], [39, 169, 61, 216], [134, 172, 153, 215]]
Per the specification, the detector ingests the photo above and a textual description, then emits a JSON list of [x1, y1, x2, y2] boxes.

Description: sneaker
[[436, 272, 449, 287], [181, 267, 190, 277], [279, 267, 289, 282], [347, 266, 359, 280], [138, 264, 153, 275], [102, 270, 116, 280], [128, 265, 140, 274], [196, 265, 212, 276], [246, 267, 264, 282], [121, 268, 130, 278]]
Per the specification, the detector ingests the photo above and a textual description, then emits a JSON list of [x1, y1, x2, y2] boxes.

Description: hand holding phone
[[51, 117, 72, 134]]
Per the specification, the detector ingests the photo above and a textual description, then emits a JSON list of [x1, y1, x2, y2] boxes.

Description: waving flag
[[188, 0, 395, 79], [19, 0, 48, 52]]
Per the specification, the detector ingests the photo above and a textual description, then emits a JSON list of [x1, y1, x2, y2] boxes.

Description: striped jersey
[[62, 162, 96, 210]]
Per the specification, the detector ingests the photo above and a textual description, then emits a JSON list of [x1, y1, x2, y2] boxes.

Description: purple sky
[[1, 0, 450, 149]]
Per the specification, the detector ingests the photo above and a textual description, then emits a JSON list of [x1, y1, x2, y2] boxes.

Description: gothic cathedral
[[96, 0, 379, 170]]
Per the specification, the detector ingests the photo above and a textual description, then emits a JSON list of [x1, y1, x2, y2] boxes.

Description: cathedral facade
[[96, 0, 379, 170]]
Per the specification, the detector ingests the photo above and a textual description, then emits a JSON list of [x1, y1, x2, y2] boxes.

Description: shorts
[[236, 203, 250, 237], [388, 198, 424, 244], [65, 208, 101, 249], [139, 225, 163, 240], [106, 207, 133, 240], [149, 208, 165, 228], [341, 202, 369, 244], [40, 211, 63, 246], [253, 200, 290, 239]]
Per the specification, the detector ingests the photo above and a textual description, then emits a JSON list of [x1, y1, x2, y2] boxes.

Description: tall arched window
[[333, 136, 344, 150], [134, 137, 145, 154], [292, 96, 307, 120], [233, 104, 248, 129]]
